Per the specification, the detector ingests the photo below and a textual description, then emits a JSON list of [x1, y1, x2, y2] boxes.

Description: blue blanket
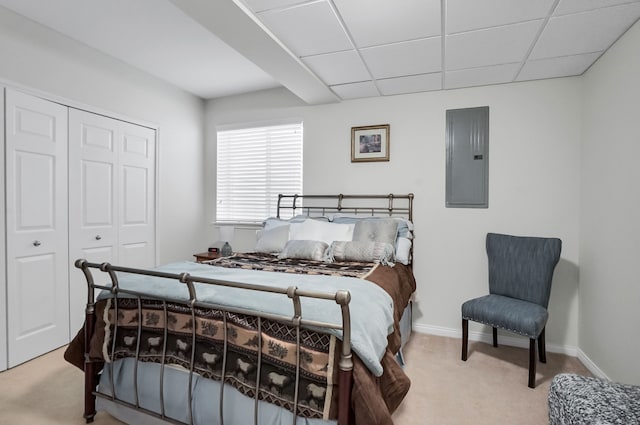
[[98, 261, 394, 376]]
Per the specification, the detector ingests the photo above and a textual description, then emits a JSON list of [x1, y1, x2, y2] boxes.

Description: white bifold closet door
[[68, 109, 156, 334], [5, 89, 70, 368]]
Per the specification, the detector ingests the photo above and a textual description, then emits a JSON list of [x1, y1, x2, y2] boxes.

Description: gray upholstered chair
[[461, 233, 562, 388]]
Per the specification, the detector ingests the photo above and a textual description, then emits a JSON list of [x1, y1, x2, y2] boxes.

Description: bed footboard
[[75, 259, 354, 425]]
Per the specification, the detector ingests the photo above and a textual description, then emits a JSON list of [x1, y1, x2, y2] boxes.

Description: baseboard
[[412, 323, 582, 361], [412, 323, 460, 339], [576, 348, 609, 379]]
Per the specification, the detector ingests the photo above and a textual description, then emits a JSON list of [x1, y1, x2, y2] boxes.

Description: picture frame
[[351, 124, 390, 162]]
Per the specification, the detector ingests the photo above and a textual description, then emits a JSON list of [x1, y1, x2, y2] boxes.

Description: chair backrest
[[486, 233, 562, 308]]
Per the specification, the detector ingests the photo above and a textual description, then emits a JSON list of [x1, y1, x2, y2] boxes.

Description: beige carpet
[[393, 334, 591, 425], [0, 333, 591, 425]]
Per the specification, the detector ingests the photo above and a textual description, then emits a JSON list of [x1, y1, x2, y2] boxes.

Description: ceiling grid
[[1, 0, 638, 102]]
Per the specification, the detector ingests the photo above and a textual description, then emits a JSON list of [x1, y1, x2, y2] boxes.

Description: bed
[[65, 193, 416, 425]]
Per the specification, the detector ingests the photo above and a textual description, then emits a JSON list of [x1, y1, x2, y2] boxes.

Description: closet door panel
[[68, 109, 156, 333], [68, 109, 119, 334], [82, 160, 114, 225], [0, 89, 6, 371], [5, 89, 69, 367], [118, 122, 156, 269], [14, 254, 58, 334]]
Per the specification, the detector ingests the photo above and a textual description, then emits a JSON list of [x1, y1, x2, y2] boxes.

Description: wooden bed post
[[337, 363, 353, 425], [76, 260, 98, 423], [83, 306, 97, 423], [336, 290, 353, 425]]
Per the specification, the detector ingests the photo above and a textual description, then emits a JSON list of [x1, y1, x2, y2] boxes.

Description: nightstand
[[193, 252, 220, 263]]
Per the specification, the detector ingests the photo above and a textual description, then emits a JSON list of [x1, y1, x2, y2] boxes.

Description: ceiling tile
[[447, 0, 555, 34], [446, 20, 542, 70], [377, 73, 442, 95], [334, 0, 440, 48], [554, 0, 640, 16], [240, 0, 308, 13], [517, 52, 602, 81], [330, 81, 380, 99], [361, 37, 441, 79], [445, 63, 521, 89], [531, 3, 640, 59], [257, 1, 352, 57], [302, 50, 370, 85]]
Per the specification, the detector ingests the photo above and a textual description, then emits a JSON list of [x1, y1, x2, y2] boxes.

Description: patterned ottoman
[[548, 373, 640, 424]]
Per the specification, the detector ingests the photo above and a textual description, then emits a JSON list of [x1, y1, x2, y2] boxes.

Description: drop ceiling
[[0, 0, 639, 104]]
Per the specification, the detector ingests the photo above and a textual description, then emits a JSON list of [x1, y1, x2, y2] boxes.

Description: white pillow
[[289, 220, 353, 245], [255, 225, 290, 253], [263, 215, 329, 230], [395, 237, 412, 265]]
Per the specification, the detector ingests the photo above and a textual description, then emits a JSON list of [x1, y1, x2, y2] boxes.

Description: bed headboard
[[276, 193, 414, 222]]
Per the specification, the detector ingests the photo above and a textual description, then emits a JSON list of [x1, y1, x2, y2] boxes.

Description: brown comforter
[[65, 254, 415, 425]]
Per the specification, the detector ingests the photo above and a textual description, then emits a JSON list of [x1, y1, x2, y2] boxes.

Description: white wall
[[0, 89, 5, 369], [580, 20, 640, 384], [0, 6, 207, 264], [206, 77, 582, 351]]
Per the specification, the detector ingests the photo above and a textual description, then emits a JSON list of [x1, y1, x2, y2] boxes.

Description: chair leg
[[528, 338, 536, 388], [492, 327, 498, 347], [538, 327, 547, 363], [462, 319, 468, 361]]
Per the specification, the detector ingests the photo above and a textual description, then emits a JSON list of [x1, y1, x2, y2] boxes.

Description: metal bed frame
[[77, 193, 414, 425], [277, 193, 414, 222]]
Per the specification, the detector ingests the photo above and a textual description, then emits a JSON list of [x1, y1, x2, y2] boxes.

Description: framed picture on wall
[[351, 124, 390, 162]]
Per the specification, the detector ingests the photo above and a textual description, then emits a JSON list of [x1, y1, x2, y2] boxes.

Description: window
[[216, 121, 303, 224]]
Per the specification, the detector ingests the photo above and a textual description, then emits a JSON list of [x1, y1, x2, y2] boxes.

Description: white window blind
[[216, 122, 303, 223]]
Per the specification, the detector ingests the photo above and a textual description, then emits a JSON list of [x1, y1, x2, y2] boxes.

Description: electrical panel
[[446, 106, 489, 208]]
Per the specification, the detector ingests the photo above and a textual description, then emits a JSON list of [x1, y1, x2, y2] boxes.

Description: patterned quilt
[[207, 252, 378, 278], [104, 297, 337, 419]]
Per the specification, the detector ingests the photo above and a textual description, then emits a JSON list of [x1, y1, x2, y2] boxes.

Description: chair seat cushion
[[461, 294, 548, 338]]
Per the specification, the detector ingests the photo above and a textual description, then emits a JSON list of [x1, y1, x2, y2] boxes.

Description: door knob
[[95, 235, 102, 240], [33, 240, 41, 247]]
